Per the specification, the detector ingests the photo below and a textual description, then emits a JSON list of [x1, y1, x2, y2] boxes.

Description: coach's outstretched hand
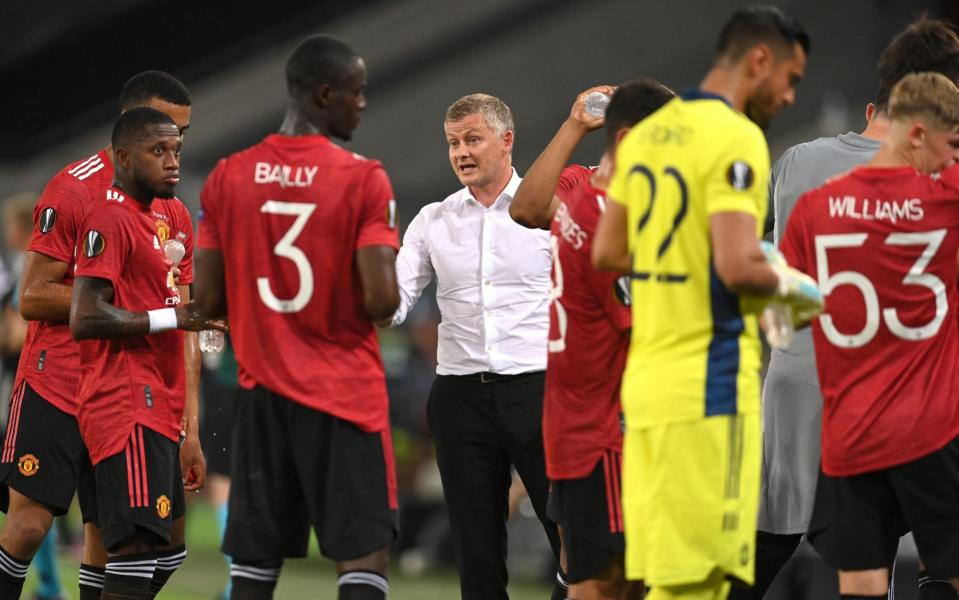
[[175, 301, 228, 332]]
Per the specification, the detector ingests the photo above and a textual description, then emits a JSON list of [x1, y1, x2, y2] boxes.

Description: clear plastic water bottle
[[199, 329, 225, 353], [163, 239, 185, 266], [584, 91, 611, 118], [763, 302, 795, 349]]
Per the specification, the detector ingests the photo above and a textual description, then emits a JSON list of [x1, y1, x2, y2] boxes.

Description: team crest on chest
[[156, 494, 171, 518], [17, 454, 39, 477], [155, 220, 171, 244], [82, 230, 106, 258]]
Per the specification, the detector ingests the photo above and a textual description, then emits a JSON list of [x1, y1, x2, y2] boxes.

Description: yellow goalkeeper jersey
[[608, 90, 770, 427]]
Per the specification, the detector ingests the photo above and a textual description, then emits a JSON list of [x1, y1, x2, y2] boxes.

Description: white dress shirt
[[393, 169, 551, 375]]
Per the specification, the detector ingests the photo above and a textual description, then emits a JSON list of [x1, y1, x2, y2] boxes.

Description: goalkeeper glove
[[760, 241, 824, 323]]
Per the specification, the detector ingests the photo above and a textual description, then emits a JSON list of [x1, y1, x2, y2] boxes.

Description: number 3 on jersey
[[815, 229, 947, 348], [258, 200, 316, 313]]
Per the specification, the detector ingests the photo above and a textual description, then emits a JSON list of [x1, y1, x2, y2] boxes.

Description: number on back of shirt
[[258, 200, 316, 313], [815, 229, 947, 347]]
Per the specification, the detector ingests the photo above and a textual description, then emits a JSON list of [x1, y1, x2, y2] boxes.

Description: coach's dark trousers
[[428, 371, 561, 600]]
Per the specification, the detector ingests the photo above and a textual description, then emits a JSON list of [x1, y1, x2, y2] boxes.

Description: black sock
[[550, 569, 569, 600], [149, 545, 186, 598], [337, 570, 388, 600], [103, 552, 157, 599], [0, 544, 29, 599], [839, 595, 886, 599], [919, 569, 958, 600], [231, 561, 282, 600], [79, 563, 106, 600]]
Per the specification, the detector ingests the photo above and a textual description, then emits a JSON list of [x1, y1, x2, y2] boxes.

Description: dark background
[[3, 0, 958, 222]]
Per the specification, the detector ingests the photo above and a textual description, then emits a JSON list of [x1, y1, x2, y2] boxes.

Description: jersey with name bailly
[[74, 188, 193, 465], [197, 134, 399, 433], [607, 91, 770, 427], [780, 166, 959, 477], [15, 151, 113, 415], [544, 165, 631, 480]]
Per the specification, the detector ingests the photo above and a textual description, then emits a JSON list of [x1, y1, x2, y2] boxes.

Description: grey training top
[[759, 132, 882, 535]]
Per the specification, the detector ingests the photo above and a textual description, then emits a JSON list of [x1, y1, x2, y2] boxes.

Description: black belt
[[455, 371, 541, 383]]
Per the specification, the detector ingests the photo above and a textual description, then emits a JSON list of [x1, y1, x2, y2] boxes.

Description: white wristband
[[147, 308, 178, 333]]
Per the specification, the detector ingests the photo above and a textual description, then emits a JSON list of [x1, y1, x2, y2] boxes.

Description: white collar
[[461, 168, 521, 209]]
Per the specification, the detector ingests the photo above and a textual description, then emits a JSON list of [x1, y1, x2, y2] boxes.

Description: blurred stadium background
[[1, 0, 956, 598]]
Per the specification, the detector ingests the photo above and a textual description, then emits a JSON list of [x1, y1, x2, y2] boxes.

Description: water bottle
[[164, 239, 223, 352], [199, 329, 225, 353], [763, 302, 795, 349], [163, 239, 185, 266], [584, 91, 611, 118]]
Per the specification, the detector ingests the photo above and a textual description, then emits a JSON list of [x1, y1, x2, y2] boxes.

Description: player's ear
[[747, 43, 774, 78], [615, 127, 630, 146], [907, 121, 926, 149], [313, 83, 334, 108], [114, 147, 131, 170], [865, 103, 877, 124]]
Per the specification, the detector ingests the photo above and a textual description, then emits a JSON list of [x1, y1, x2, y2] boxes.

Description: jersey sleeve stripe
[[68, 154, 100, 175], [76, 161, 106, 181], [704, 265, 744, 416]]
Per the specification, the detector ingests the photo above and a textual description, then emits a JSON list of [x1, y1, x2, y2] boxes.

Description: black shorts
[[200, 374, 236, 477], [0, 381, 94, 516], [547, 450, 625, 583], [808, 435, 959, 578], [86, 424, 185, 552], [223, 385, 397, 563]]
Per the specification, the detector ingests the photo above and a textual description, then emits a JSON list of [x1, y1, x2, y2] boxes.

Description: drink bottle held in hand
[[163, 239, 224, 352], [584, 91, 611, 117]]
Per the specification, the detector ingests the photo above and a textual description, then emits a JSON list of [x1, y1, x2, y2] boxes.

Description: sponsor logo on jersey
[[726, 160, 754, 191], [82, 230, 106, 258], [156, 494, 171, 518], [39, 207, 57, 234], [17, 454, 39, 477]]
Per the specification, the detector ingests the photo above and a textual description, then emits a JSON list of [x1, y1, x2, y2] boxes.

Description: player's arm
[[510, 86, 610, 229], [70, 276, 225, 340], [710, 212, 779, 295], [358, 246, 400, 322], [178, 283, 206, 492], [592, 200, 631, 273], [193, 248, 227, 318], [19, 252, 72, 321]]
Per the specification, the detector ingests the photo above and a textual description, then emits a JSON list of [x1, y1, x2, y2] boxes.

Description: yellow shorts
[[622, 413, 760, 586]]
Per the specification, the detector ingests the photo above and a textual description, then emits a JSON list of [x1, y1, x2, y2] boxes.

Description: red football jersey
[[74, 188, 194, 464], [543, 165, 632, 480], [197, 134, 399, 432], [15, 150, 113, 415], [781, 166, 959, 476]]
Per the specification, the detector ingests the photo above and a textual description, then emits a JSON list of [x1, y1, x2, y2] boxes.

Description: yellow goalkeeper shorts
[[622, 413, 760, 586]]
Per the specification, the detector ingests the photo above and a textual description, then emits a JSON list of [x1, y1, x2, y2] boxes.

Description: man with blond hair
[[384, 93, 563, 600], [781, 72, 959, 598]]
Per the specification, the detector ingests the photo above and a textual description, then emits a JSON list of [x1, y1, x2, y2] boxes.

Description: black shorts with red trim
[[223, 385, 398, 563], [547, 450, 626, 583], [87, 424, 185, 551], [0, 380, 94, 516], [808, 435, 959, 578]]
